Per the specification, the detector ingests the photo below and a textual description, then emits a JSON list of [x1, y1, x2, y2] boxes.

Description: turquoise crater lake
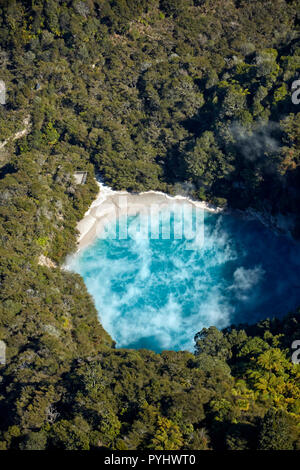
[[68, 208, 300, 352]]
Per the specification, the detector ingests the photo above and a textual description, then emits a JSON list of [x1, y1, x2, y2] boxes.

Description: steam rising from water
[[67, 209, 300, 352]]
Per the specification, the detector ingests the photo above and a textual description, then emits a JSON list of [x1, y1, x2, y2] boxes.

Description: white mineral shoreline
[[74, 178, 296, 254], [76, 181, 224, 252]]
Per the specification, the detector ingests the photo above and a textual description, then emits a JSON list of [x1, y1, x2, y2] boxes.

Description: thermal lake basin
[[67, 196, 300, 353]]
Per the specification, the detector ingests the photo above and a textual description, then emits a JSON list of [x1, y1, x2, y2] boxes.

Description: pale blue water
[[68, 208, 300, 352]]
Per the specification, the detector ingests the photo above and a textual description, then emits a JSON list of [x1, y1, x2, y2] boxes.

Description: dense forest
[[0, 0, 299, 450]]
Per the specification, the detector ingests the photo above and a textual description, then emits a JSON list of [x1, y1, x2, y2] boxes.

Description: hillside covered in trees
[[0, 0, 299, 450]]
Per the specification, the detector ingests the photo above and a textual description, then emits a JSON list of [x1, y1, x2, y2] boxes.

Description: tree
[[258, 409, 294, 450], [184, 131, 232, 192], [19, 431, 47, 450], [150, 416, 183, 450], [194, 327, 232, 360]]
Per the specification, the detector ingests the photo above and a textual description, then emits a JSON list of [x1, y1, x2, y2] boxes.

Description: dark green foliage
[[258, 409, 295, 450], [0, 0, 299, 450]]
